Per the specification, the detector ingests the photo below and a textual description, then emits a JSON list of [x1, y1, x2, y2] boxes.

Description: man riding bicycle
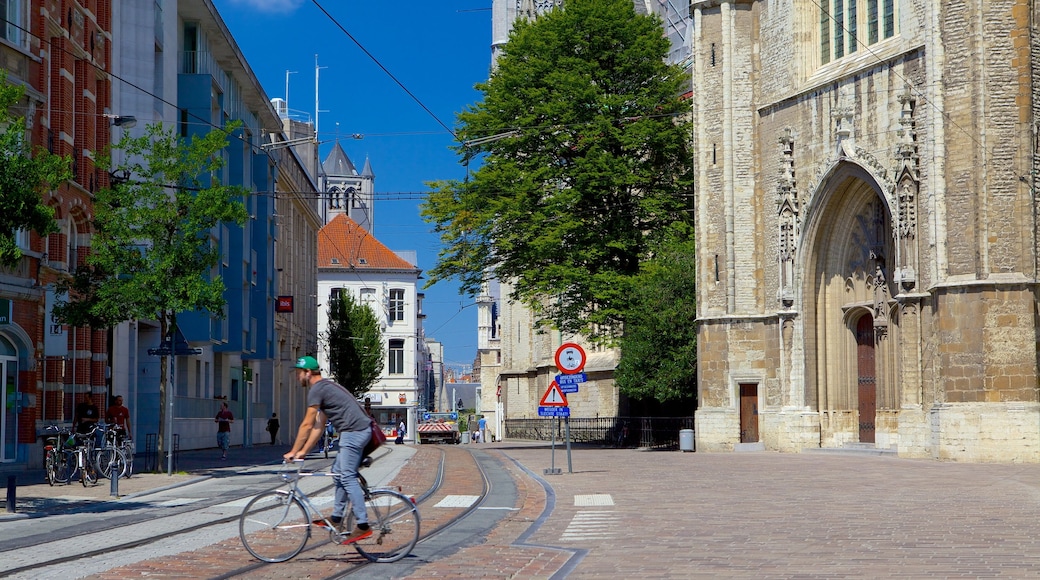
[[284, 356, 373, 544]]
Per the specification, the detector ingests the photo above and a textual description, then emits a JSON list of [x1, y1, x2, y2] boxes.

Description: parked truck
[[416, 412, 461, 444]]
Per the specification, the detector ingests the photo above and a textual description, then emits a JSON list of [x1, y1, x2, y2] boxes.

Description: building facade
[[0, 0, 114, 468], [317, 212, 427, 441], [693, 1, 1040, 462]]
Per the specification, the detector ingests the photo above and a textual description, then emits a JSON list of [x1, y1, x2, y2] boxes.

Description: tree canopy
[[53, 122, 249, 458], [422, 0, 695, 340], [614, 227, 697, 405], [325, 291, 385, 396], [0, 71, 71, 267]]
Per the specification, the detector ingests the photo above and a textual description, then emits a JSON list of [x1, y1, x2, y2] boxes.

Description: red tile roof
[[318, 214, 418, 271]]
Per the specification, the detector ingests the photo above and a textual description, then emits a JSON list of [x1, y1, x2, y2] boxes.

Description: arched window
[[819, 0, 896, 65]]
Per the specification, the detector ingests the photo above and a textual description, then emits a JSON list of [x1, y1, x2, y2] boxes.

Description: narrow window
[[882, 0, 894, 39], [820, 4, 831, 65], [389, 339, 405, 374], [867, 0, 878, 44], [389, 288, 405, 322], [846, 0, 857, 55], [834, 0, 845, 59]]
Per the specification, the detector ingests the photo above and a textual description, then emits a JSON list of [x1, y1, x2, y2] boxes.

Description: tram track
[[1, 445, 503, 580]]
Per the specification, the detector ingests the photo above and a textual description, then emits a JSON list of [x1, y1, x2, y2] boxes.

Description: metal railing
[[505, 416, 694, 450]]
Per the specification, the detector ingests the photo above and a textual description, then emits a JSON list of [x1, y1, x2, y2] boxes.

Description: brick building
[[0, 0, 112, 466], [692, 1, 1040, 461]]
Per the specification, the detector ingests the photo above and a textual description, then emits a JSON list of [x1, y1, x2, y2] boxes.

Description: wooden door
[[739, 383, 759, 443], [856, 315, 876, 444]]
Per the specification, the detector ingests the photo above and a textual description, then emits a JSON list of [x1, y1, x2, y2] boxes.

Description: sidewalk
[[0, 442, 295, 520]]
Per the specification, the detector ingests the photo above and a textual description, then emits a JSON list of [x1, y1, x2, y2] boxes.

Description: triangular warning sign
[[540, 381, 569, 407]]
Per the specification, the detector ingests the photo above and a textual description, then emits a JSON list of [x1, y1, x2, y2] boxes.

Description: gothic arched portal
[[801, 163, 896, 448]]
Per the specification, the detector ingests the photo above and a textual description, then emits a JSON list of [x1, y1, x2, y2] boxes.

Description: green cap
[[294, 356, 320, 371]]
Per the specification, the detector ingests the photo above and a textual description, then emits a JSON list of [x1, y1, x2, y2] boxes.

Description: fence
[[505, 416, 694, 450], [144, 433, 180, 473]]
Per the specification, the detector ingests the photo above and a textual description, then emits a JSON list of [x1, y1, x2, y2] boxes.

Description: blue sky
[[212, 0, 493, 373]]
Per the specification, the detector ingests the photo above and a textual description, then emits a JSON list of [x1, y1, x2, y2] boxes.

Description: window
[[388, 289, 405, 322], [820, 0, 895, 65], [330, 287, 342, 305], [0, 0, 24, 46], [388, 339, 404, 374]]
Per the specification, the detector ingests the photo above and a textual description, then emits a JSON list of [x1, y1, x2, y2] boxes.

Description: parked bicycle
[[42, 425, 77, 486], [315, 420, 336, 458], [69, 425, 100, 487], [239, 458, 420, 563], [94, 422, 133, 480]]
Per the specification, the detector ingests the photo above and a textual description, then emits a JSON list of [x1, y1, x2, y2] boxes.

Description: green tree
[[0, 71, 72, 267], [422, 0, 695, 340], [325, 291, 385, 396], [53, 122, 249, 461], [614, 228, 697, 405]]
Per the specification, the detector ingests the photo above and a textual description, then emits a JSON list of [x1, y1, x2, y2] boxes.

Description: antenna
[[285, 70, 297, 117], [315, 55, 328, 141]]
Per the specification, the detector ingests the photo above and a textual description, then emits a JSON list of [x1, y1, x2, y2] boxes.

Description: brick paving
[[13, 442, 1040, 578]]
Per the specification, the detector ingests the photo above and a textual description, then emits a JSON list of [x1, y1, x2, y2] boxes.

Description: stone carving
[[894, 88, 919, 291], [777, 128, 798, 307], [517, 0, 561, 17]]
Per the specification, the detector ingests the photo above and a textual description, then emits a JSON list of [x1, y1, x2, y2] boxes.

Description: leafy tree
[[0, 71, 72, 267], [53, 122, 249, 460], [325, 291, 385, 396], [422, 0, 695, 340], [614, 228, 697, 405]]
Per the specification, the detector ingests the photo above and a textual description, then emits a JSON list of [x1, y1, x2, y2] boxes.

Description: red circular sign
[[554, 342, 587, 374]]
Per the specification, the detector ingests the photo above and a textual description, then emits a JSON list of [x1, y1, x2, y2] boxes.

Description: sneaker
[[340, 526, 373, 545], [312, 516, 342, 528]]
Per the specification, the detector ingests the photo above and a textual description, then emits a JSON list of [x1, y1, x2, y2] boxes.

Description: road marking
[[574, 494, 614, 506], [560, 511, 617, 541], [434, 495, 480, 508]]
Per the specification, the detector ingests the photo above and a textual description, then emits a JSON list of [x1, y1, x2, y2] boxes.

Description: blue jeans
[[217, 431, 230, 451], [333, 429, 372, 524]]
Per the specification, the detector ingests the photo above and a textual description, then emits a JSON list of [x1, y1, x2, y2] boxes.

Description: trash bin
[[679, 429, 694, 452], [461, 431, 471, 444]]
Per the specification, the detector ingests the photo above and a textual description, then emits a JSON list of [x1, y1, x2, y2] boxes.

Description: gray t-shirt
[[307, 379, 370, 433]]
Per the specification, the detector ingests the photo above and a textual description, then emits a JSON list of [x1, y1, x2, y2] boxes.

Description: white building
[[317, 213, 426, 440]]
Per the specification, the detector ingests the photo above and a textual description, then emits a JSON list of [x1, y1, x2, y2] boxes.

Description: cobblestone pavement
[[11, 442, 1040, 578]]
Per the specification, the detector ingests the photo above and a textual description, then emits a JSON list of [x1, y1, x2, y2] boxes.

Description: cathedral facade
[[692, 1, 1040, 461]]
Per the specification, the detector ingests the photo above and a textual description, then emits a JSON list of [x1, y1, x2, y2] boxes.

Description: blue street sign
[[555, 373, 586, 385], [538, 406, 571, 417], [559, 383, 579, 394]]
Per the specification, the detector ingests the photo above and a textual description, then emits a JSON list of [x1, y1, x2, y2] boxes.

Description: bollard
[[6, 475, 15, 513], [110, 464, 119, 498]]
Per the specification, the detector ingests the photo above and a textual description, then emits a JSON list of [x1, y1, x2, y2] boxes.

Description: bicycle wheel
[[80, 451, 98, 487], [95, 448, 127, 479], [122, 443, 134, 478], [56, 450, 77, 484], [45, 449, 60, 486], [239, 491, 311, 563], [346, 489, 421, 563]]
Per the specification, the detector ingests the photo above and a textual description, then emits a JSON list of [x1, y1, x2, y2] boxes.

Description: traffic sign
[[539, 382, 569, 407], [538, 406, 570, 417], [559, 383, 579, 394], [555, 343, 586, 374], [555, 373, 586, 385]]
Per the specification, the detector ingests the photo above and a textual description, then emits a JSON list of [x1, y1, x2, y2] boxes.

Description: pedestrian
[[285, 356, 373, 545], [266, 413, 280, 445], [73, 392, 99, 435], [215, 401, 234, 460], [106, 395, 132, 444], [478, 415, 488, 443], [396, 417, 406, 445]]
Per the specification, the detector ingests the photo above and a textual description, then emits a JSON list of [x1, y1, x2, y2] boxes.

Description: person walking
[[396, 417, 406, 444], [285, 356, 373, 544], [215, 401, 234, 460], [478, 415, 488, 443], [266, 413, 280, 445]]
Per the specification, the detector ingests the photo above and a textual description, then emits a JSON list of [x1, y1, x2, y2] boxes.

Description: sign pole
[[565, 416, 573, 473]]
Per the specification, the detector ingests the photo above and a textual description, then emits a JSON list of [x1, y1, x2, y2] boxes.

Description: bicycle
[[94, 423, 132, 480], [315, 420, 336, 458], [239, 458, 420, 563], [72, 426, 100, 487], [42, 425, 77, 486]]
